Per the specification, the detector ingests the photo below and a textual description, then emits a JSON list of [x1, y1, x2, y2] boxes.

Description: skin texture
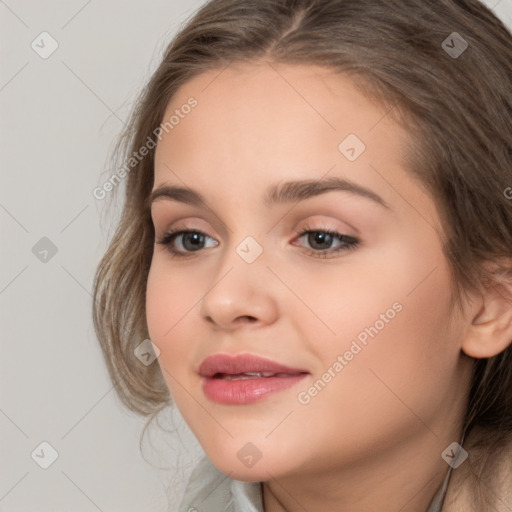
[[146, 62, 479, 511]]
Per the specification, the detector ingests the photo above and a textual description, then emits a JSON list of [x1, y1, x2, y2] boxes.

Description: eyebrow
[[149, 176, 390, 210]]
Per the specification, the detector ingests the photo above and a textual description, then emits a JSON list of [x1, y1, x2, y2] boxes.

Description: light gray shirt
[[177, 456, 452, 512]]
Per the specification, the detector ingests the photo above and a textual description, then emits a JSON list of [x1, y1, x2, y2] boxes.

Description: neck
[[262, 424, 462, 512]]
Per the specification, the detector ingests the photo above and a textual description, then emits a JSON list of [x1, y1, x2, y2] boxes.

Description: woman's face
[[147, 62, 473, 482]]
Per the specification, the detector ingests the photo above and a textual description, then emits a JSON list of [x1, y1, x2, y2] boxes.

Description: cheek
[[145, 258, 201, 376], [299, 239, 459, 430], [281, 269, 459, 471]]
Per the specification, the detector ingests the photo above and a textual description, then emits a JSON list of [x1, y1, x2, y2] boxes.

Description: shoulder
[[442, 426, 512, 511]]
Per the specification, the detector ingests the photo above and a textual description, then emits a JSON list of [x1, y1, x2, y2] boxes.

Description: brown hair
[[93, 0, 512, 449]]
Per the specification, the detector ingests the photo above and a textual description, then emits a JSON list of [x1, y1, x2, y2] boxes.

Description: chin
[[203, 440, 297, 482]]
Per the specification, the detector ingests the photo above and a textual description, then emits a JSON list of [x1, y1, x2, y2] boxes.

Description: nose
[[199, 243, 280, 331]]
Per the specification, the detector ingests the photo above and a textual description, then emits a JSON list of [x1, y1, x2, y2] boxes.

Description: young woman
[[93, 0, 512, 510]]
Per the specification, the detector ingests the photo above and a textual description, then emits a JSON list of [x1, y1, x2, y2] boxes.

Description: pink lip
[[198, 354, 309, 405]]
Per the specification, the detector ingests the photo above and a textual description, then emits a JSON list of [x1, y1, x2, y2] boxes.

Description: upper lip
[[198, 353, 309, 377]]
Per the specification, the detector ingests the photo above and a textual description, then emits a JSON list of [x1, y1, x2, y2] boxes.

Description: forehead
[[159, 61, 406, 154], [153, 62, 411, 202]]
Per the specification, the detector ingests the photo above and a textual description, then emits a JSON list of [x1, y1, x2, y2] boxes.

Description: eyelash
[[155, 225, 360, 259]]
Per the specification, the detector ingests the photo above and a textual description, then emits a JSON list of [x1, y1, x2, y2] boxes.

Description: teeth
[[218, 372, 295, 380]]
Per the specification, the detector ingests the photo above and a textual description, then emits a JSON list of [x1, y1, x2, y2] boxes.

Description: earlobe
[[462, 275, 512, 359]]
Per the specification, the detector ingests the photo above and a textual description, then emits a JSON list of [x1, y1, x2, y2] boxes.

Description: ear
[[462, 267, 512, 359]]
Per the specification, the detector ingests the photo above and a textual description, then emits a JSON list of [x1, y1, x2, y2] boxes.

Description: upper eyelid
[[159, 226, 357, 246], [153, 212, 358, 234], [150, 203, 231, 236], [158, 225, 350, 237]]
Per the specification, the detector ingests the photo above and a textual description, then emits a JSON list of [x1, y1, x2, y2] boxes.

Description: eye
[[156, 229, 218, 256], [155, 226, 360, 259], [294, 227, 359, 258]]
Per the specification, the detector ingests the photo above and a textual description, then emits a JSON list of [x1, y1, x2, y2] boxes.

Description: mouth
[[198, 354, 309, 405], [211, 371, 302, 380]]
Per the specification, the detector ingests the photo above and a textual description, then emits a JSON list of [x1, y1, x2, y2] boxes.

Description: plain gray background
[[1, 0, 511, 511]]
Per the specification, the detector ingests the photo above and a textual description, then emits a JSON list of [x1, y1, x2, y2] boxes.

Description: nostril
[[204, 315, 257, 326], [237, 315, 257, 323]]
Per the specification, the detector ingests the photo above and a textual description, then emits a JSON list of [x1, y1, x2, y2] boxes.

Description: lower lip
[[202, 374, 308, 404]]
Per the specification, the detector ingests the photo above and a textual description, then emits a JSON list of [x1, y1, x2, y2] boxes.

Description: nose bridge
[[199, 231, 279, 328]]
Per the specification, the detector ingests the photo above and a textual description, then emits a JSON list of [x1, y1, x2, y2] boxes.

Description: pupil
[[184, 233, 204, 251], [308, 232, 333, 250]]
